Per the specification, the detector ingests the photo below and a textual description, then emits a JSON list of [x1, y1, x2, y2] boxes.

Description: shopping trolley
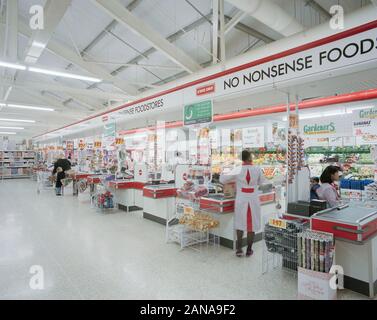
[[36, 170, 54, 194]]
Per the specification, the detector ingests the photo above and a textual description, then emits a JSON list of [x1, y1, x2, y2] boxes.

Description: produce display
[[179, 211, 219, 231]]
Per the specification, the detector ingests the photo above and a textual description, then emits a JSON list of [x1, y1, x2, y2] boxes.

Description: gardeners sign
[[303, 122, 336, 135]]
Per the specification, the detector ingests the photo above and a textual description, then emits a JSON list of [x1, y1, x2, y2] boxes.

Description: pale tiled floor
[[0, 180, 370, 300]]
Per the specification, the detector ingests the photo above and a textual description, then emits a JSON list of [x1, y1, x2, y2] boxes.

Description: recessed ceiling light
[[28, 67, 102, 83], [0, 126, 24, 130], [0, 118, 35, 123], [6, 104, 54, 112], [0, 132, 17, 135]]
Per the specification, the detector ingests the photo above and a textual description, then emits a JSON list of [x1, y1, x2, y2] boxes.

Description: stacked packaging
[[297, 230, 334, 273]]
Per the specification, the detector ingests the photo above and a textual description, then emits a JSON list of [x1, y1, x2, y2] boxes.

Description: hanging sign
[[289, 114, 299, 129], [184, 100, 213, 126], [103, 122, 116, 149], [78, 140, 86, 150], [116, 137, 124, 145], [352, 107, 377, 136], [242, 127, 265, 148]]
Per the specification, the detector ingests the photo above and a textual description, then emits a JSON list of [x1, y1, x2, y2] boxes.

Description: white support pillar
[[212, 0, 226, 65], [219, 0, 226, 64], [212, 0, 219, 64]]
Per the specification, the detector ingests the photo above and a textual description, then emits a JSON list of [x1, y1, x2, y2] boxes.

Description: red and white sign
[[196, 84, 215, 96]]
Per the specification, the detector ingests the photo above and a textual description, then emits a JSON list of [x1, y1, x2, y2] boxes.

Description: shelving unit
[[0, 150, 36, 180]]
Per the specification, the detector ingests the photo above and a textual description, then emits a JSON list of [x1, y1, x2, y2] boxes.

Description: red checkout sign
[[196, 84, 215, 96]]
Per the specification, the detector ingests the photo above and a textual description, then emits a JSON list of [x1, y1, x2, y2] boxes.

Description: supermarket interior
[[1, 0, 377, 301]]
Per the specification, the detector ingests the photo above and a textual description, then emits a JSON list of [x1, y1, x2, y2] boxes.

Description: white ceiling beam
[[224, 10, 248, 35], [2, 0, 18, 101], [212, 0, 219, 64], [92, 0, 202, 73], [23, 0, 72, 64], [4, 0, 18, 60], [11, 19, 139, 97], [0, 77, 128, 100], [225, 0, 304, 37]]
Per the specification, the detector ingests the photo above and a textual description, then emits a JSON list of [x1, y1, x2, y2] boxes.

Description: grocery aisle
[[0, 180, 368, 300]]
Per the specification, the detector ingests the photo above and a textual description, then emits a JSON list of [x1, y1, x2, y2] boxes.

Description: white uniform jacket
[[220, 164, 267, 232]]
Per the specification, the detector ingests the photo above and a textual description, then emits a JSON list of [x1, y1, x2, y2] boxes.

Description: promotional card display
[[297, 230, 334, 273]]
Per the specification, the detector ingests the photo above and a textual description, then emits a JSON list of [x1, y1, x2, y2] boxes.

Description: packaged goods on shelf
[[92, 191, 114, 210], [297, 230, 334, 273], [365, 182, 377, 200]]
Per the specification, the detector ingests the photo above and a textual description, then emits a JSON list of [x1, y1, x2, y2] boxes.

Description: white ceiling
[[0, 0, 373, 139]]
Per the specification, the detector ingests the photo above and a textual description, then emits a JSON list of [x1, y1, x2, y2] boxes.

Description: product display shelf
[[0, 150, 36, 180], [166, 198, 220, 252]]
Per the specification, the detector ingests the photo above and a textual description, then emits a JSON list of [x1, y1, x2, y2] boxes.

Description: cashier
[[316, 165, 341, 208], [220, 150, 267, 258]]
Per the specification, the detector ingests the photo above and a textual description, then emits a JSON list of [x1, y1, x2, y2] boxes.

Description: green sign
[[104, 122, 116, 138], [184, 100, 213, 126]]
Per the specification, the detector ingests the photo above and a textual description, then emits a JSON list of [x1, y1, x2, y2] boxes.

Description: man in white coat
[[220, 150, 267, 257]]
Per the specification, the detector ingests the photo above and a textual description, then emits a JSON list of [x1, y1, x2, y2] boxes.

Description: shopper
[[55, 167, 65, 196], [310, 177, 320, 200], [220, 150, 267, 257], [316, 165, 341, 208], [52, 154, 72, 174], [52, 154, 72, 194]]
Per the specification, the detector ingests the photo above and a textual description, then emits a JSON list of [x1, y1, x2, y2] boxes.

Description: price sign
[[79, 140, 86, 150], [94, 141, 102, 149], [269, 218, 287, 229]]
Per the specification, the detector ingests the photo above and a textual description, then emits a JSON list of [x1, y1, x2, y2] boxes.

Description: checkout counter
[[108, 163, 147, 211], [311, 202, 377, 298], [284, 200, 377, 298], [199, 186, 277, 249]]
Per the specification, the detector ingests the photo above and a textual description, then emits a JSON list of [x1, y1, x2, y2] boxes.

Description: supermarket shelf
[[1, 175, 31, 179], [1, 166, 33, 168]]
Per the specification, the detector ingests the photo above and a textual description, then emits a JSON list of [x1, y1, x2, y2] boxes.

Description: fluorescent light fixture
[[0, 61, 26, 70], [32, 41, 46, 48], [0, 132, 17, 135], [28, 67, 102, 83], [0, 126, 24, 130], [0, 118, 35, 123], [6, 104, 54, 112]]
